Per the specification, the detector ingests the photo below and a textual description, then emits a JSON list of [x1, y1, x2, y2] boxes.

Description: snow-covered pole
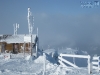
[[27, 8, 33, 35], [15, 23, 18, 35], [36, 27, 39, 57], [36, 43, 37, 57], [88, 55, 91, 74], [37, 28, 38, 37], [60, 53, 62, 62], [98, 57, 99, 72], [73, 57, 75, 65], [13, 24, 15, 35], [37, 27, 39, 51], [43, 53, 46, 75], [24, 42, 26, 58], [28, 8, 30, 34], [31, 34, 32, 56], [9, 51, 11, 59]]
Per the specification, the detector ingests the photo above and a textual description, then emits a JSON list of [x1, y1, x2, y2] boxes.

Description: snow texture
[[0, 48, 100, 75]]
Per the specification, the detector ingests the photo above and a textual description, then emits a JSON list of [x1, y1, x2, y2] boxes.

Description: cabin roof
[[0, 34, 37, 43]]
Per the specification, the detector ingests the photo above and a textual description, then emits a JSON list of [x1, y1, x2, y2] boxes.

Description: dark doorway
[[13, 43, 19, 54]]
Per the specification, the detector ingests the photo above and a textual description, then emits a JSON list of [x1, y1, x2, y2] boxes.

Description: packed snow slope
[[0, 48, 99, 75]]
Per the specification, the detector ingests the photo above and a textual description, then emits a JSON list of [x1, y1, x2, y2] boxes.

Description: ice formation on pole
[[27, 8, 34, 34]]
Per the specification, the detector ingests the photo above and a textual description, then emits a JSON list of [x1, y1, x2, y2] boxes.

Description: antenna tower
[[13, 23, 19, 35], [27, 8, 34, 34]]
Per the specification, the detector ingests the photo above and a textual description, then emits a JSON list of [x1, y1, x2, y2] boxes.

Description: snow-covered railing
[[58, 56, 79, 68], [92, 56, 100, 71], [58, 53, 91, 74]]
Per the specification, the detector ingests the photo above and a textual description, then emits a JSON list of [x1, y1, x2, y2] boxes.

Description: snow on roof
[[0, 34, 37, 43]]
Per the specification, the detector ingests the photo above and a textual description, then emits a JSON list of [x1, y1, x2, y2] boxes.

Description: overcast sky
[[0, 0, 100, 54]]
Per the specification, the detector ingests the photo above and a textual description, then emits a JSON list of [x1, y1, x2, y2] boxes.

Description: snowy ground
[[0, 49, 100, 75]]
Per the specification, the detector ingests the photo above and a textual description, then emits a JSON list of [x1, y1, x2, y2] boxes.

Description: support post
[[43, 53, 46, 75], [36, 43, 37, 57], [37, 27, 39, 53], [31, 35, 32, 56], [60, 55, 63, 67], [98, 57, 99, 72], [24, 42, 26, 57], [73, 57, 75, 65], [88, 55, 90, 74]]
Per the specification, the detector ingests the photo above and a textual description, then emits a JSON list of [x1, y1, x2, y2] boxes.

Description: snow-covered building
[[0, 34, 38, 55]]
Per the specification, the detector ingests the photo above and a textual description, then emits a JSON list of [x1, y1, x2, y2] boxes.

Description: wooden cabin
[[0, 34, 38, 55]]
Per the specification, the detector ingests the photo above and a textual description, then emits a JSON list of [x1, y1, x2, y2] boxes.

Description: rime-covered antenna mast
[[27, 8, 34, 34], [13, 23, 19, 35]]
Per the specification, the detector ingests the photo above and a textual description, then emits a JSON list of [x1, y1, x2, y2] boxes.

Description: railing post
[[98, 56, 99, 72], [43, 53, 46, 75], [88, 55, 90, 74]]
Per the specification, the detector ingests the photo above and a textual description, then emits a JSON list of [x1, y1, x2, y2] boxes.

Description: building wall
[[0, 42, 35, 53], [5, 43, 13, 51], [0, 42, 6, 53]]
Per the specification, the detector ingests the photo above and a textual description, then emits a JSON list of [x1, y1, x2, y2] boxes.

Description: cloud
[[33, 13, 100, 54]]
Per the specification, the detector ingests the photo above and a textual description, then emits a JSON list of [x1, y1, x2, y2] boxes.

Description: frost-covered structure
[[0, 8, 39, 57], [0, 34, 38, 55]]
